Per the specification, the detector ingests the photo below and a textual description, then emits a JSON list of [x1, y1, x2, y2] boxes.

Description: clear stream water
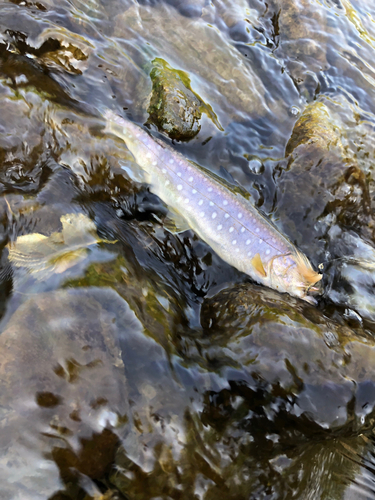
[[1, 0, 375, 498]]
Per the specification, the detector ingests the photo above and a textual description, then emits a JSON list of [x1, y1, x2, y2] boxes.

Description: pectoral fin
[[251, 253, 267, 277], [163, 208, 191, 234]]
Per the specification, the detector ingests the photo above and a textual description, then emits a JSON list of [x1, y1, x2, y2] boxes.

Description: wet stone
[[0, 287, 130, 499], [197, 283, 375, 434], [268, 0, 328, 94], [276, 99, 373, 256], [94, 280, 375, 499], [275, 98, 375, 325], [147, 58, 202, 141]]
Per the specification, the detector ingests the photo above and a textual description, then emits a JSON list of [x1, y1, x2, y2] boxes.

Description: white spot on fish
[[246, 239, 251, 245], [198, 200, 203, 206], [259, 239, 263, 244], [208, 187, 213, 192], [238, 213, 243, 219], [247, 251, 252, 257], [162, 169, 167, 174], [225, 213, 230, 219], [165, 180, 170, 186], [236, 248, 240, 253], [200, 211, 205, 217], [266, 249, 271, 255], [223, 200, 228, 206], [209, 202, 214, 206], [146, 153, 152, 158], [188, 177, 193, 182], [169, 159, 174, 164], [179, 160, 183, 164], [178, 196, 182, 202], [157, 145, 161, 150], [177, 185, 183, 191], [241, 227, 245, 233], [256, 228, 260, 233], [185, 198, 189, 204], [232, 239, 237, 245], [212, 212, 217, 219], [192, 189, 197, 194], [177, 172, 182, 177], [153, 161, 157, 166], [229, 227, 234, 233], [217, 224, 222, 230], [272, 238, 276, 243]]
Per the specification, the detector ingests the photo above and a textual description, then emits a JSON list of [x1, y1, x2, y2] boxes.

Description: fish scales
[[105, 110, 322, 302]]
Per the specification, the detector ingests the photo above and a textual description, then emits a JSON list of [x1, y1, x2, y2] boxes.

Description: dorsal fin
[[251, 253, 267, 277]]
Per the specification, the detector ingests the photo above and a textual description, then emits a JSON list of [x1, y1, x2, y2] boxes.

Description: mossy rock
[[147, 59, 202, 141]]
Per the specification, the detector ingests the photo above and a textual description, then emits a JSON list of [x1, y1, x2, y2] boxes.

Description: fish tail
[[104, 109, 150, 183]]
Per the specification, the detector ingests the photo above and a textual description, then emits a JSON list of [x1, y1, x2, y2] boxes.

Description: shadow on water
[[1, 0, 375, 498]]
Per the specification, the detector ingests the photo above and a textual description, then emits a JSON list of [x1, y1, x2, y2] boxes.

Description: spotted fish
[[104, 110, 322, 303]]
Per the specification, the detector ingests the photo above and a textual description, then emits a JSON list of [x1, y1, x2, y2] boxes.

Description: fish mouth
[[300, 279, 323, 304], [306, 277, 323, 298], [308, 284, 322, 294]]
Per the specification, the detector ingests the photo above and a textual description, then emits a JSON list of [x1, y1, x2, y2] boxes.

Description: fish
[[104, 109, 322, 303]]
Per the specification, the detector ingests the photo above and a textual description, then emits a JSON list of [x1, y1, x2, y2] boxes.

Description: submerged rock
[[114, 3, 268, 123], [0, 287, 130, 499], [265, 0, 329, 99], [147, 58, 202, 141], [276, 98, 375, 324], [272, 0, 328, 64], [105, 281, 375, 499], [197, 283, 375, 433], [0, 5, 92, 75], [323, 228, 375, 326], [276, 99, 372, 255]]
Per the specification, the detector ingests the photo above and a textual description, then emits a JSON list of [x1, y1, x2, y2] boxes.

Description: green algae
[[147, 58, 223, 139], [147, 58, 202, 141]]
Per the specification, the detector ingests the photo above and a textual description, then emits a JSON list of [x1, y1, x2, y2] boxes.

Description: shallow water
[[1, 0, 375, 498]]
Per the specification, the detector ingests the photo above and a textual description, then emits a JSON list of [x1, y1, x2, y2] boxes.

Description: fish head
[[268, 251, 323, 303]]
